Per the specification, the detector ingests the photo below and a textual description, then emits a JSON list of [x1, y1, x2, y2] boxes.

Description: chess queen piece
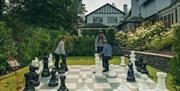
[[48, 67, 59, 87], [155, 72, 169, 91], [126, 62, 135, 82], [41, 55, 50, 77], [57, 74, 69, 91]]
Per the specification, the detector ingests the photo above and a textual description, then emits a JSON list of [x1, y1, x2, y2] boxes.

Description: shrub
[[170, 25, 180, 86]]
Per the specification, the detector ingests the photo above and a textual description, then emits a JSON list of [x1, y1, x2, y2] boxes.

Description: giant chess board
[[35, 65, 157, 91]]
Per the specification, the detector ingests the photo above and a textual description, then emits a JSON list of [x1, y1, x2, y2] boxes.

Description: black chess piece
[[126, 62, 135, 82], [57, 74, 69, 91], [49, 67, 59, 87], [58, 63, 66, 74], [23, 65, 40, 91], [41, 55, 50, 77], [136, 58, 143, 72], [141, 62, 149, 74]]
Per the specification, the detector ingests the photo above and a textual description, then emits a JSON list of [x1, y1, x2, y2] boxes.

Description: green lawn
[[0, 56, 176, 91]]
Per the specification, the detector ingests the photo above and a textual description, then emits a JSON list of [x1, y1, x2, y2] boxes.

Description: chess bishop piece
[[155, 72, 169, 91], [57, 74, 69, 91], [23, 65, 40, 91], [41, 55, 50, 77], [108, 64, 117, 78], [48, 67, 59, 87], [126, 62, 135, 82], [115, 74, 130, 91], [77, 74, 93, 91]]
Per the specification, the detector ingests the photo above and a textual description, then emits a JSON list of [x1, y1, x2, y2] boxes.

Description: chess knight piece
[[141, 62, 148, 74], [41, 55, 50, 77], [136, 57, 143, 72], [23, 65, 40, 91], [48, 67, 59, 87], [57, 74, 69, 91], [58, 63, 66, 74], [126, 62, 135, 82]]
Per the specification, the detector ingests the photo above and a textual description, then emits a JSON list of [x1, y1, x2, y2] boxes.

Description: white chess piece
[[32, 57, 40, 68], [139, 74, 153, 91], [94, 54, 103, 77], [48, 53, 54, 68], [115, 74, 130, 91], [155, 72, 169, 91], [36, 60, 43, 74], [77, 74, 93, 91], [130, 51, 138, 75], [108, 64, 117, 78], [120, 56, 126, 67]]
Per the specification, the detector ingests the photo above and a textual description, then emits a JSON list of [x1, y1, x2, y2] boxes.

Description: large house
[[119, 0, 180, 32], [78, 3, 126, 35]]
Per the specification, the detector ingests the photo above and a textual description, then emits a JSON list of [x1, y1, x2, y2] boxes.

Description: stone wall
[[122, 50, 173, 72]]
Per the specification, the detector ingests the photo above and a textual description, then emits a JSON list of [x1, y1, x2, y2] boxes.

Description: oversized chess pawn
[[108, 64, 117, 78], [57, 74, 69, 91], [23, 65, 40, 91], [77, 74, 93, 91], [139, 74, 151, 91], [48, 67, 59, 87], [126, 62, 135, 82], [120, 56, 126, 67], [48, 53, 54, 67], [115, 74, 130, 91], [41, 55, 50, 77], [141, 62, 148, 74]]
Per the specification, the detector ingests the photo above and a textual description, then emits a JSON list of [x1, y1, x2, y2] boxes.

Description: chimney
[[123, 4, 128, 15]]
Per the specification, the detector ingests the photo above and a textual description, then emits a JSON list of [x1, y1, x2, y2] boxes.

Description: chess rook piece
[[155, 72, 169, 91], [141, 62, 148, 74], [126, 62, 135, 82], [41, 55, 50, 77], [48, 67, 59, 87], [57, 74, 69, 91]]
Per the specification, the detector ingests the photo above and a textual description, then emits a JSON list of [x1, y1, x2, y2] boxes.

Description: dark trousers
[[102, 56, 110, 71], [54, 53, 67, 68], [97, 46, 103, 53]]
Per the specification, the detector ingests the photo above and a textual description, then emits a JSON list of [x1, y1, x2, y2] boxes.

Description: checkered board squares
[[36, 65, 157, 91]]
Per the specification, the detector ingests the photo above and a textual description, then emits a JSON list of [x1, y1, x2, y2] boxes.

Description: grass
[[0, 56, 176, 91]]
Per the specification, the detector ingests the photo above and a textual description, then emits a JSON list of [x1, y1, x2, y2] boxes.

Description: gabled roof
[[78, 23, 109, 28], [86, 3, 125, 17]]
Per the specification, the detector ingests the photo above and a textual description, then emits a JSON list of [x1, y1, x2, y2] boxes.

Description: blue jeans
[[102, 56, 110, 71], [97, 46, 103, 53]]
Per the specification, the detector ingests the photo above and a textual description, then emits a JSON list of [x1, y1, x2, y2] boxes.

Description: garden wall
[[122, 50, 173, 72]]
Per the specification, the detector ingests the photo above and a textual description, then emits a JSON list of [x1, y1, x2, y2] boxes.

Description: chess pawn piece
[[155, 72, 169, 91], [48, 67, 59, 87], [120, 56, 126, 67], [41, 55, 50, 77], [30, 65, 40, 87], [23, 73, 35, 91], [115, 74, 130, 91], [77, 74, 93, 91], [141, 62, 148, 74], [126, 62, 135, 82], [57, 74, 69, 91], [31, 57, 40, 69], [108, 64, 117, 78], [58, 63, 66, 74], [48, 53, 54, 68], [139, 74, 151, 91]]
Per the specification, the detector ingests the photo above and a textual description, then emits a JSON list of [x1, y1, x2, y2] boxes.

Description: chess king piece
[[155, 72, 169, 91], [77, 74, 93, 91], [57, 74, 69, 91], [41, 55, 50, 77], [126, 62, 135, 82], [120, 56, 126, 67], [23, 65, 40, 91], [141, 62, 148, 74], [49, 67, 59, 87], [115, 74, 130, 91], [108, 64, 117, 78]]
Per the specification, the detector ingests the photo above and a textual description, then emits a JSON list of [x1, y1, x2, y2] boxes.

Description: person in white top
[[54, 36, 68, 71]]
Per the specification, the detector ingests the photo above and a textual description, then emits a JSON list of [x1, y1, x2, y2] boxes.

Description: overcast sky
[[82, 0, 131, 15]]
